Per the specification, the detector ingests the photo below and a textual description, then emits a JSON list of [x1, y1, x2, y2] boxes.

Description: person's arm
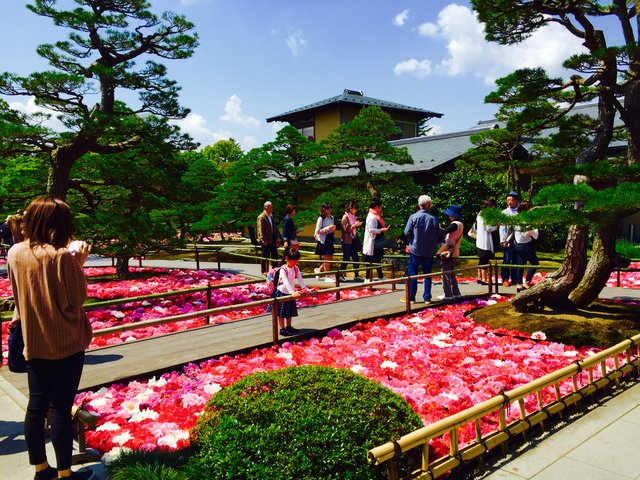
[[341, 215, 350, 234], [403, 217, 413, 241], [367, 216, 382, 235], [257, 215, 265, 244], [61, 251, 88, 308]]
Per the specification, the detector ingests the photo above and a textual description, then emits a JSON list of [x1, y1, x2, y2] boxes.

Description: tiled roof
[[266, 91, 443, 123]]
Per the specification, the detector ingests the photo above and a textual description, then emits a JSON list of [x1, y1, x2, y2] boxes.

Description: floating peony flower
[[531, 331, 547, 340]]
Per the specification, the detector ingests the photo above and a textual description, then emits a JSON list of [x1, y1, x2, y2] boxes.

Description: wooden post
[[405, 277, 411, 313], [391, 264, 396, 291], [195, 245, 200, 270], [494, 262, 500, 295], [205, 284, 212, 325], [217, 249, 222, 272], [138, 256, 142, 267], [271, 299, 279, 345], [617, 268, 621, 287], [336, 274, 341, 301]]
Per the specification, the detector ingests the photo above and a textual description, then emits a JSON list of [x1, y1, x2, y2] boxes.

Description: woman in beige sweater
[[7, 197, 94, 480]]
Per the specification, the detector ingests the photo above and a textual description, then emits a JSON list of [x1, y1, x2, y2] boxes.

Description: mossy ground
[[469, 299, 640, 348]]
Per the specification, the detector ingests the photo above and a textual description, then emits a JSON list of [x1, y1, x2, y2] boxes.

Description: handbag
[[435, 243, 451, 260], [374, 232, 389, 249], [467, 222, 477, 239], [8, 322, 28, 373]]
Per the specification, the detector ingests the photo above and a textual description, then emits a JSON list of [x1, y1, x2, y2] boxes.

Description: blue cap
[[507, 191, 519, 199]]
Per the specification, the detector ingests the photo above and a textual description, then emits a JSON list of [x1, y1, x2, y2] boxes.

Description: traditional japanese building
[[266, 89, 443, 142]]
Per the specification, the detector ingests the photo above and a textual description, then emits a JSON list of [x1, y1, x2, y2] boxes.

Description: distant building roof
[[266, 90, 443, 123], [321, 127, 491, 179]]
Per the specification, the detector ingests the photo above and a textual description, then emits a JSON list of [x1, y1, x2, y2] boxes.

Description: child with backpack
[[267, 249, 308, 336]]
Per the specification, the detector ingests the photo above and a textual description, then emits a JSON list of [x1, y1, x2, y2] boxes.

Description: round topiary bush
[[184, 365, 422, 480]]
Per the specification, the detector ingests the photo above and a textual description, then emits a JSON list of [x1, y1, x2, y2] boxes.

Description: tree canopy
[[0, 0, 198, 199]]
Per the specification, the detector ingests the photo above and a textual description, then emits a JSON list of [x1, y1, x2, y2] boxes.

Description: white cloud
[[285, 31, 306, 56], [417, 22, 438, 38], [9, 97, 64, 131], [219, 94, 260, 128], [392, 9, 410, 27], [241, 136, 259, 150], [394, 58, 432, 79], [406, 4, 586, 85], [425, 124, 442, 136], [172, 113, 217, 146]]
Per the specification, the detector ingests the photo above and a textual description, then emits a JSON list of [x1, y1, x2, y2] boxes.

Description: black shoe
[[286, 326, 299, 334], [34, 467, 57, 480], [279, 328, 288, 336], [67, 470, 96, 480]]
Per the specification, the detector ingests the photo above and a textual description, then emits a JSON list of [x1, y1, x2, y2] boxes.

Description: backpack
[[266, 266, 283, 297]]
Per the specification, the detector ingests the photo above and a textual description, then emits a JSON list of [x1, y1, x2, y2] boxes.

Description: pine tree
[[471, 0, 640, 311], [0, 0, 198, 200]]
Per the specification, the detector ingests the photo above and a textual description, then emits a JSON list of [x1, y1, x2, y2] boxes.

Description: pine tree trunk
[[116, 256, 131, 279], [569, 219, 617, 307], [511, 225, 588, 312], [47, 152, 73, 201], [366, 180, 379, 199]]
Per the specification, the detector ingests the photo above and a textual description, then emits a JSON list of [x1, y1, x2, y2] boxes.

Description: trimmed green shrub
[[184, 365, 423, 480], [107, 448, 192, 480]]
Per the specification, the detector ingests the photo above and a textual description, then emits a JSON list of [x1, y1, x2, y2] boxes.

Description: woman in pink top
[[7, 197, 94, 480]]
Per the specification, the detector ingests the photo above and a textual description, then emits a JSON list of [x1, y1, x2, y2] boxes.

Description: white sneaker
[[324, 277, 335, 283], [363, 278, 372, 283], [437, 295, 453, 301], [314, 267, 321, 279]]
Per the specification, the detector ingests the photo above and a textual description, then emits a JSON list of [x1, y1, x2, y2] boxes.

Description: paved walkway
[[481, 379, 640, 480], [1, 257, 638, 479]]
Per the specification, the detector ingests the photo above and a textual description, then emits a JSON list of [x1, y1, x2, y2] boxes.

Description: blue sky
[[0, 0, 588, 151]]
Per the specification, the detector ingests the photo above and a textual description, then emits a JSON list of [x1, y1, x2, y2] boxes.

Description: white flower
[[88, 397, 107, 408], [148, 376, 168, 387], [110, 311, 125, 319], [380, 360, 399, 369], [203, 383, 222, 396], [430, 339, 450, 348], [276, 351, 293, 361], [129, 409, 159, 423], [112, 430, 133, 445], [350, 364, 366, 374], [531, 331, 547, 340], [157, 429, 190, 449], [102, 447, 132, 465], [96, 421, 121, 432], [124, 336, 137, 342], [563, 350, 579, 357]]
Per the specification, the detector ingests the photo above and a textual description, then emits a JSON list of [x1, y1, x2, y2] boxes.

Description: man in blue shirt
[[404, 195, 439, 303]]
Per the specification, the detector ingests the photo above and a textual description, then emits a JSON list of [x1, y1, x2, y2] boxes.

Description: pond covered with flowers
[[1, 264, 638, 462], [74, 297, 606, 461], [1, 267, 386, 361]]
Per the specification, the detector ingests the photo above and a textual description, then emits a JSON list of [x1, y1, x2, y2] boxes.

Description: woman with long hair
[[7, 197, 94, 480], [314, 203, 337, 282]]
